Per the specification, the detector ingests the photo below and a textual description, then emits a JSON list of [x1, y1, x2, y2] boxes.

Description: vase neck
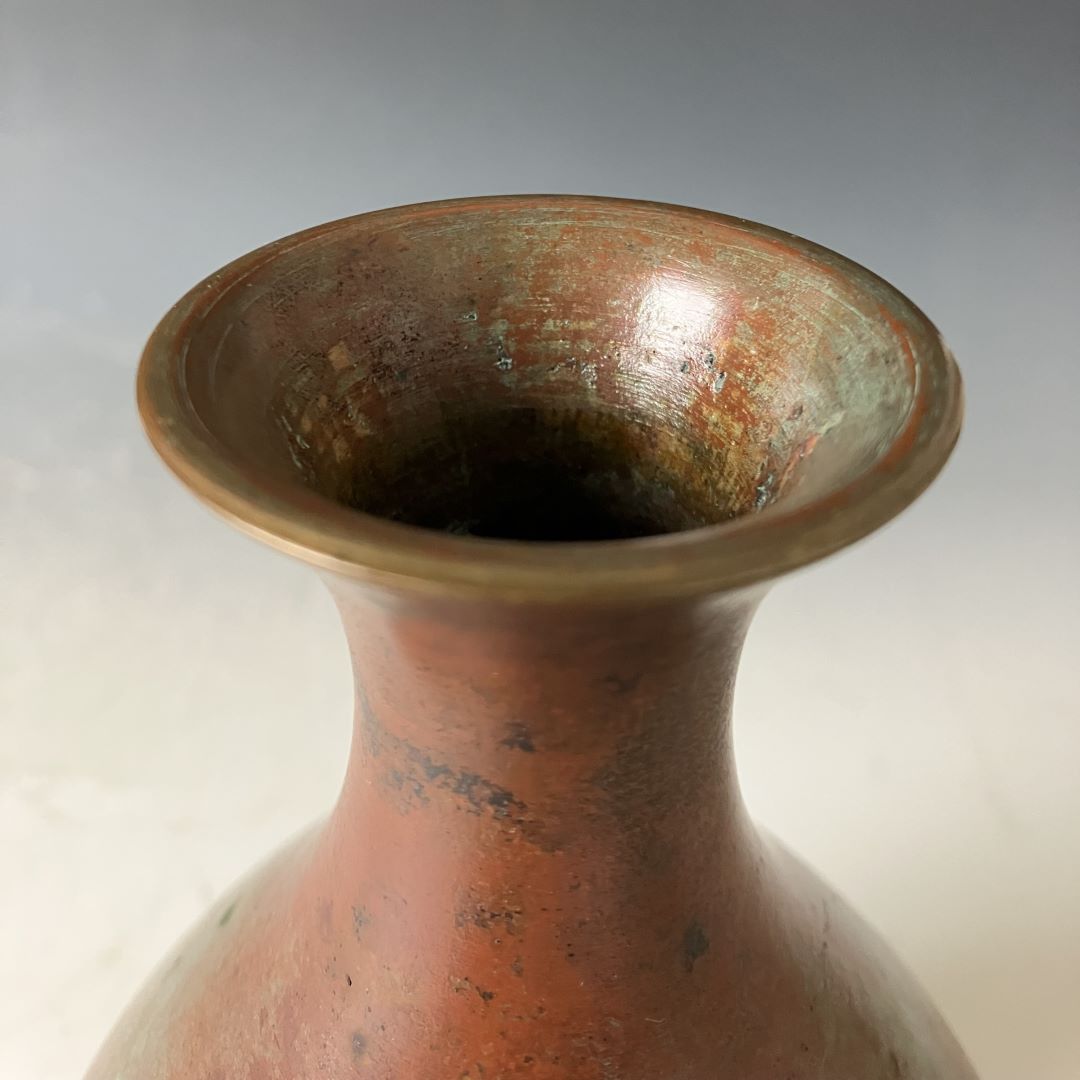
[[316, 580, 764, 1029], [328, 582, 761, 848]]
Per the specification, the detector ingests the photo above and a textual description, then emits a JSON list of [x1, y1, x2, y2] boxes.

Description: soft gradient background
[[3, 2, 1078, 1077]]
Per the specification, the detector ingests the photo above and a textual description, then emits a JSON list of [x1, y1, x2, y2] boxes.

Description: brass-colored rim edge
[[137, 194, 962, 602]]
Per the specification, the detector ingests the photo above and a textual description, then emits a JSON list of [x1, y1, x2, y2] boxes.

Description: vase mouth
[[138, 194, 961, 601]]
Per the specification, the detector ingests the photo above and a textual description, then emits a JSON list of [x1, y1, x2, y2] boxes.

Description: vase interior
[[177, 201, 918, 541]]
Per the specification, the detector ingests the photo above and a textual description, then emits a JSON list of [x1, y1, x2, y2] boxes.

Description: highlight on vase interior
[[88, 196, 971, 1079]]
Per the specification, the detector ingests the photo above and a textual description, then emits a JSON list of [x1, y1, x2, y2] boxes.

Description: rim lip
[[138, 194, 962, 602]]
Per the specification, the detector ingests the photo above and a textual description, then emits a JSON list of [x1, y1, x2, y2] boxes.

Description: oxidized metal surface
[[88, 196, 972, 1078]]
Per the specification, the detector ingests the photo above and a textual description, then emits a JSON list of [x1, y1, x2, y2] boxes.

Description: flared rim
[[138, 194, 962, 602]]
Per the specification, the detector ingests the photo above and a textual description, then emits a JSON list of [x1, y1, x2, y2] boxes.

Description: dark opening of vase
[[344, 404, 738, 541]]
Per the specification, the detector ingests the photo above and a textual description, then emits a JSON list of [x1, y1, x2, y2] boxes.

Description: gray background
[[3, 1, 1078, 1077]]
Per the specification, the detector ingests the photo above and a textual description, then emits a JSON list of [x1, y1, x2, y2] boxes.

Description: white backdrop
[[3, 2, 1078, 1078]]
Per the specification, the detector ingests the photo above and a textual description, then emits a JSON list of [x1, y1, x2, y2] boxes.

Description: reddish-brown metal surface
[[88, 196, 973, 1078]]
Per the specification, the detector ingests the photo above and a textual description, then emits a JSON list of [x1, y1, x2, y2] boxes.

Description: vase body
[[89, 584, 976, 1080], [89, 196, 974, 1078]]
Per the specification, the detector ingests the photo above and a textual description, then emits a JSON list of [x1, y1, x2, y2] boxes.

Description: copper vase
[[89, 196, 975, 1079]]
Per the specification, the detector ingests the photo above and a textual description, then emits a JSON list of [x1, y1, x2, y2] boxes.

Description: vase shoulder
[[86, 822, 976, 1080]]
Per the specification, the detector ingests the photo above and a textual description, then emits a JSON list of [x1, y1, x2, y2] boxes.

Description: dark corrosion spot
[[353, 905, 369, 939], [477, 986, 496, 1002], [456, 903, 524, 936], [487, 788, 516, 814], [217, 901, 237, 928], [404, 743, 527, 821], [500, 723, 536, 753], [351, 1032, 367, 1058], [420, 758, 453, 783], [346, 974, 353, 986], [602, 671, 642, 695], [682, 920, 710, 973]]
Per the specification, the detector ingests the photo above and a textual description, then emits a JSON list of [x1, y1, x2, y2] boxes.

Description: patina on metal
[[88, 196, 973, 1078]]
